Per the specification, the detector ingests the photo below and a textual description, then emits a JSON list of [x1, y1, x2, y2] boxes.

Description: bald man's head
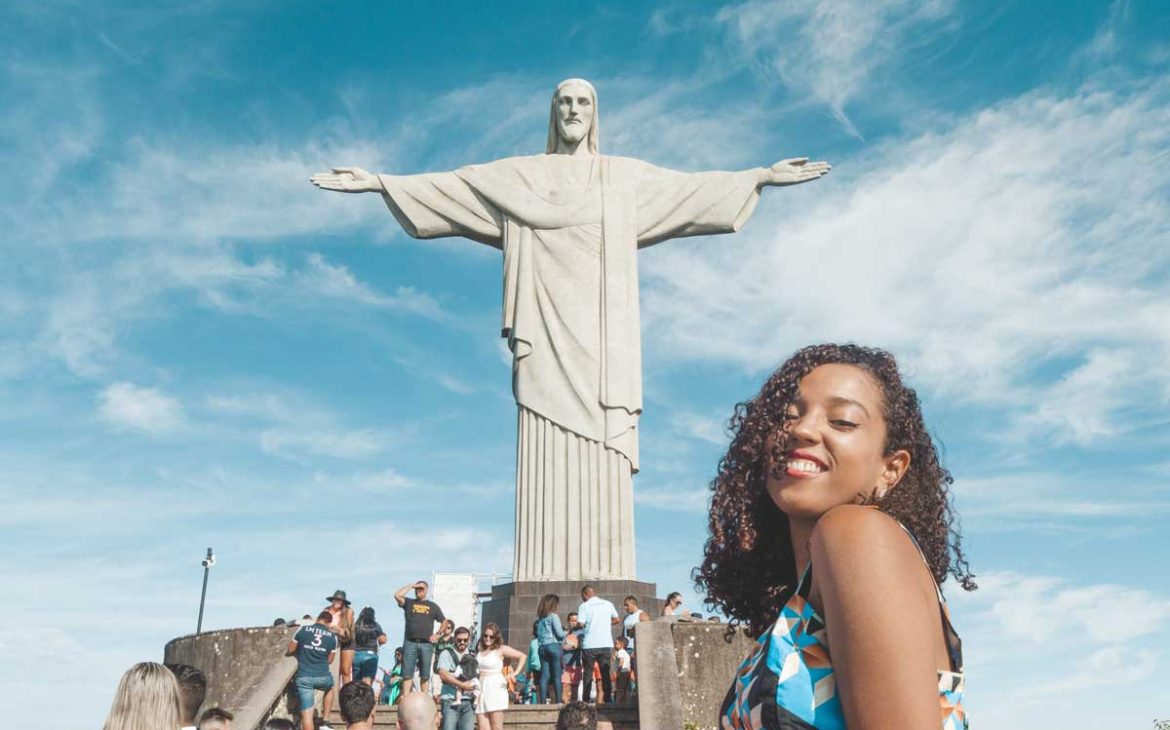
[[396, 692, 436, 730]]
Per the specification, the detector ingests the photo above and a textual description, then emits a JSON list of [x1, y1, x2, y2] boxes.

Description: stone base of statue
[[481, 579, 660, 649]]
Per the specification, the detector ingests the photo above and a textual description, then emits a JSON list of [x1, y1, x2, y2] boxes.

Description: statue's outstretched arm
[[310, 166, 384, 193], [757, 157, 831, 187]]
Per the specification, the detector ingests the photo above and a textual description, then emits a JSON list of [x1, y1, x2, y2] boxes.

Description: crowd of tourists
[[286, 581, 665, 730], [102, 344, 973, 729], [102, 579, 659, 730], [100, 658, 604, 730]]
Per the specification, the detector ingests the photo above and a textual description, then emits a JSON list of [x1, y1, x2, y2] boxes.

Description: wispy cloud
[[945, 570, 1170, 725], [312, 467, 415, 494], [716, 0, 958, 135], [97, 381, 186, 434], [634, 486, 710, 512], [298, 253, 447, 319], [670, 411, 730, 446], [1082, 0, 1131, 61], [207, 388, 408, 461], [639, 77, 1170, 450]]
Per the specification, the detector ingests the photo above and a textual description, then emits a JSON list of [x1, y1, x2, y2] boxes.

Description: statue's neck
[[555, 137, 593, 157]]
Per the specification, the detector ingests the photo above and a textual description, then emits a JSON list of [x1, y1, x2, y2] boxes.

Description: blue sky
[[3, 0, 1169, 727]]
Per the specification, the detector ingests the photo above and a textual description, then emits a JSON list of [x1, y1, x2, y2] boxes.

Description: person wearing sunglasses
[[436, 627, 479, 730], [473, 623, 526, 730]]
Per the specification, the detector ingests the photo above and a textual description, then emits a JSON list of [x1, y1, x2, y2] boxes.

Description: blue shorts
[[402, 639, 435, 682], [354, 650, 379, 681], [295, 674, 333, 711]]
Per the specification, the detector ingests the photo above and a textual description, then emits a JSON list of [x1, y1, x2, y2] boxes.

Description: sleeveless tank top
[[720, 526, 968, 729], [623, 610, 646, 648], [477, 649, 504, 675]]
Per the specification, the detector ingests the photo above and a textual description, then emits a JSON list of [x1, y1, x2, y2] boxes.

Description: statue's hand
[[763, 158, 831, 187], [309, 166, 383, 193]]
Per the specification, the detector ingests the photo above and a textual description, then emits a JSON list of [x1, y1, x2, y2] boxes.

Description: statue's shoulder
[[601, 155, 657, 177], [460, 154, 546, 176]]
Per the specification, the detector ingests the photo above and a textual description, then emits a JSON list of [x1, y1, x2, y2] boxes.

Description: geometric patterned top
[[719, 524, 968, 729]]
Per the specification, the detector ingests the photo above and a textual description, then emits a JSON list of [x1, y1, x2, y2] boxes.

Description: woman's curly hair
[[693, 343, 975, 638]]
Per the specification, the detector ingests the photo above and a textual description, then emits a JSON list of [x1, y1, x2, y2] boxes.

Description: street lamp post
[[196, 547, 216, 635]]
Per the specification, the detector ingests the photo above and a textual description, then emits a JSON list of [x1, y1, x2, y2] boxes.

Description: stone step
[[333, 702, 639, 728]]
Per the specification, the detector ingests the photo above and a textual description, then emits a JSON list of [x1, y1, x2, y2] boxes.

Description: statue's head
[[546, 78, 599, 155]]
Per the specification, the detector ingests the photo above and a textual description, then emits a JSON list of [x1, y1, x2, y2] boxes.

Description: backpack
[[437, 647, 479, 682]]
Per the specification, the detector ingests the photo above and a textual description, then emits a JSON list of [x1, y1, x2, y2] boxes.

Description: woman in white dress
[[475, 623, 527, 730]]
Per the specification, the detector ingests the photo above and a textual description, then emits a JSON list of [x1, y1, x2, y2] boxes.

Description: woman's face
[[482, 628, 499, 648], [766, 363, 908, 522]]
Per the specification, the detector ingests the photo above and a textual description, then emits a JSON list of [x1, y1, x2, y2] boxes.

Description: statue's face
[[555, 83, 594, 146]]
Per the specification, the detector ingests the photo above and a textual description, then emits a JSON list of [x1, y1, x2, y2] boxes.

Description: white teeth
[[788, 458, 825, 473]]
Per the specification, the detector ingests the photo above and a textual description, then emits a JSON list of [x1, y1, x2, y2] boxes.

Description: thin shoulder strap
[[793, 561, 814, 600], [894, 522, 964, 673]]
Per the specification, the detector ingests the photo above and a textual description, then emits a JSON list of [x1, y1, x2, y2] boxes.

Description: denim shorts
[[295, 674, 333, 711], [402, 639, 435, 681], [353, 650, 379, 681]]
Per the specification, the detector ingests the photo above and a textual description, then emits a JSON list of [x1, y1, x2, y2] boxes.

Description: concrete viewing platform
[[164, 619, 753, 730]]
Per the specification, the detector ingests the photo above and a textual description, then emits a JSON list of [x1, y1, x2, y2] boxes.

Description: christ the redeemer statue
[[311, 78, 830, 582]]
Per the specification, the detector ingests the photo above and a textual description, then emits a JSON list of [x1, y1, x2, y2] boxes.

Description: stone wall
[[164, 626, 303, 730], [672, 622, 755, 728], [634, 620, 755, 730]]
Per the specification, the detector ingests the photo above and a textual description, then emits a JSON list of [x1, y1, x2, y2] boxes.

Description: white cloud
[[0, 627, 83, 655], [97, 382, 185, 434], [603, 77, 771, 169], [671, 411, 730, 445], [955, 471, 1170, 526], [312, 467, 415, 494], [716, 0, 958, 135], [1014, 349, 1138, 445], [963, 571, 1170, 645], [260, 423, 387, 460], [1082, 0, 1130, 61], [950, 570, 1170, 723], [634, 486, 710, 512], [1032, 645, 1159, 695], [58, 138, 393, 245], [207, 388, 407, 461], [299, 253, 446, 319], [639, 78, 1170, 449], [37, 247, 285, 377]]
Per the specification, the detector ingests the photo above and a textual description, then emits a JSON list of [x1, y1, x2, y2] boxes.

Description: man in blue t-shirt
[[574, 585, 618, 704], [288, 610, 339, 730]]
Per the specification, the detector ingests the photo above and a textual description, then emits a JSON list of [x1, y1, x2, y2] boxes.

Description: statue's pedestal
[[481, 579, 660, 649]]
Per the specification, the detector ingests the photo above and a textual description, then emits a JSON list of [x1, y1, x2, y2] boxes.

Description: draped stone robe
[[379, 154, 762, 581]]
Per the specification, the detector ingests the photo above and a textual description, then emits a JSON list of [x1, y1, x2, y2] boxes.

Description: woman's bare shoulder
[[810, 505, 929, 590]]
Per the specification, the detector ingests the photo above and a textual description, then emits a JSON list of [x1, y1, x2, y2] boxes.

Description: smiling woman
[[696, 343, 976, 729]]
